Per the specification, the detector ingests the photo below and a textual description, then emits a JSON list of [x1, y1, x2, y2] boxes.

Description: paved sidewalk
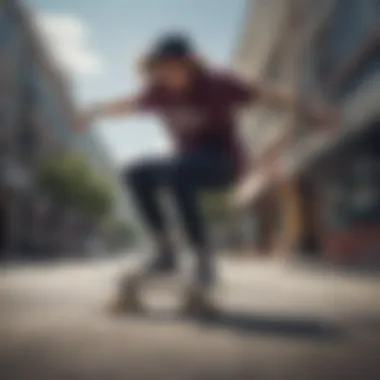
[[1, 257, 380, 379]]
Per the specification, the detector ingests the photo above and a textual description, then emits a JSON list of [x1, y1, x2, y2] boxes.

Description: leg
[[169, 149, 235, 287], [112, 158, 173, 314], [125, 158, 168, 239], [125, 158, 176, 273]]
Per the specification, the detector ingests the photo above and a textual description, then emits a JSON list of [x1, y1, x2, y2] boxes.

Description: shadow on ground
[[290, 258, 380, 277], [116, 310, 344, 340], [207, 311, 343, 339]]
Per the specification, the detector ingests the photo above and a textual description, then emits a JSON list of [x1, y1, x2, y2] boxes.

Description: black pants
[[125, 148, 235, 249]]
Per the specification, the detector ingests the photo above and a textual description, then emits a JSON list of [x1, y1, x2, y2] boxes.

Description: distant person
[[78, 33, 334, 316]]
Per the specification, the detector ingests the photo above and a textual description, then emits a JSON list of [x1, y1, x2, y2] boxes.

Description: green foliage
[[106, 220, 136, 248], [202, 190, 232, 221], [36, 153, 114, 218], [81, 175, 114, 217]]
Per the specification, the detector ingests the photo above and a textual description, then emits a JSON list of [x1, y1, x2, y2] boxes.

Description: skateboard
[[107, 265, 220, 320]]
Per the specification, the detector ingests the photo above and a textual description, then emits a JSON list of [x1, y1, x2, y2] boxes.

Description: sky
[[29, 0, 246, 167]]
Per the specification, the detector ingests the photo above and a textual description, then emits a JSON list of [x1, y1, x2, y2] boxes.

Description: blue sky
[[30, 0, 246, 166]]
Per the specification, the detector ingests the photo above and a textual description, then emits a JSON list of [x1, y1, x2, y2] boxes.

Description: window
[[295, 0, 331, 23], [0, 13, 13, 50], [33, 73, 65, 143], [17, 71, 39, 161], [316, 0, 376, 85], [323, 126, 380, 231], [336, 45, 380, 100]]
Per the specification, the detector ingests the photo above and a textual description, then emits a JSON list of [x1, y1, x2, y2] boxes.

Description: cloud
[[34, 12, 103, 76]]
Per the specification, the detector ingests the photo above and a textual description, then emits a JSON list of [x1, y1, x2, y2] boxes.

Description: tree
[[201, 190, 232, 222], [105, 219, 136, 250], [76, 168, 114, 219], [36, 153, 114, 218], [202, 190, 241, 251]]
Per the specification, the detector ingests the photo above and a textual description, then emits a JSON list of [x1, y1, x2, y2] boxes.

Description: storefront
[[309, 120, 380, 263]]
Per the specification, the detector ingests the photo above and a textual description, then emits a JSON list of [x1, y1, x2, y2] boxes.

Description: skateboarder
[[78, 33, 334, 316]]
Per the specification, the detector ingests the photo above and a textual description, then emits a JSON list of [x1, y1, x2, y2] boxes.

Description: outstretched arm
[[254, 81, 338, 127], [75, 96, 141, 130], [88, 96, 140, 119], [223, 72, 337, 127]]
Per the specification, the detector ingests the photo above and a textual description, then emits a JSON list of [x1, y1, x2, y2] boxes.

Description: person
[[78, 33, 334, 316]]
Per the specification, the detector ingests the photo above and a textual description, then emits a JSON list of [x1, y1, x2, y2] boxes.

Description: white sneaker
[[108, 273, 144, 314]]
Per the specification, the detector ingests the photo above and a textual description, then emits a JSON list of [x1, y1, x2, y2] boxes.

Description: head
[[140, 34, 201, 92]]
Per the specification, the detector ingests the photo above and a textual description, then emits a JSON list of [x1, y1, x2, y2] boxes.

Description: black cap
[[147, 33, 194, 64]]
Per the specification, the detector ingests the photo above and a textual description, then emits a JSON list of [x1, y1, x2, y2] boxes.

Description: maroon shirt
[[138, 69, 257, 175]]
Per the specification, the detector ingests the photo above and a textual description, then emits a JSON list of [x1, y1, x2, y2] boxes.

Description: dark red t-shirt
[[138, 69, 257, 174]]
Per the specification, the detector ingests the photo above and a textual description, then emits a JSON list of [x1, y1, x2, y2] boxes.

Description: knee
[[124, 162, 151, 189], [168, 157, 193, 189]]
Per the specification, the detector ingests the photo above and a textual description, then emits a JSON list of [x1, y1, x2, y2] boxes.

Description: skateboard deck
[[108, 265, 220, 319]]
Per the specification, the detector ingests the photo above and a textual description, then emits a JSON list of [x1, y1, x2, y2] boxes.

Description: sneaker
[[147, 249, 177, 275], [108, 273, 143, 315], [195, 250, 216, 289], [181, 285, 219, 320], [197, 260, 215, 288]]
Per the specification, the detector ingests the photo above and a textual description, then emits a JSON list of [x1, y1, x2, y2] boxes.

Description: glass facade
[[1, 4, 73, 164], [18, 65, 39, 160], [33, 71, 71, 145], [0, 8, 13, 50], [323, 0, 380, 235], [1, 8, 20, 147], [317, 0, 378, 85], [336, 46, 380, 100], [322, 125, 380, 232]]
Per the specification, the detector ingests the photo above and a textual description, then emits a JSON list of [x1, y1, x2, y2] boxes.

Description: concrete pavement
[[1, 256, 380, 379]]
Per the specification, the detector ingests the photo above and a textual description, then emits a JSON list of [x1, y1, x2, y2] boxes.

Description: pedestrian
[[78, 33, 334, 316]]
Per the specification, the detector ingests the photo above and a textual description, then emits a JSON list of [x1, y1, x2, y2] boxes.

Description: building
[[74, 129, 134, 226], [1, 0, 137, 259], [0, 0, 80, 257], [233, 0, 301, 255], [233, 0, 380, 262]]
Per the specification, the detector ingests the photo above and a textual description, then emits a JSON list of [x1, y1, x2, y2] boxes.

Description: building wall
[[233, 0, 302, 256], [0, 1, 78, 256], [234, 0, 380, 260], [1, 0, 139, 258], [234, 0, 294, 163]]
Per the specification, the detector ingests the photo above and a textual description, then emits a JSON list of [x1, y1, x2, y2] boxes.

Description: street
[[1, 256, 380, 379]]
